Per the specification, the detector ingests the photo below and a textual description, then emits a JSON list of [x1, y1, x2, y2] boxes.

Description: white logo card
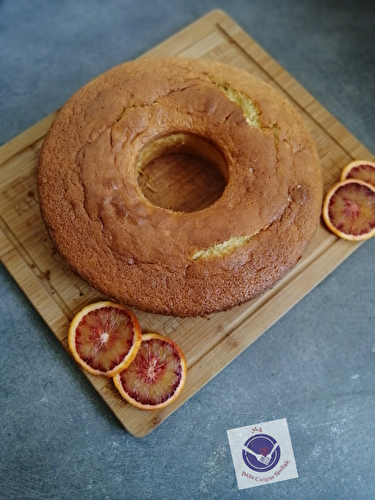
[[227, 418, 298, 490]]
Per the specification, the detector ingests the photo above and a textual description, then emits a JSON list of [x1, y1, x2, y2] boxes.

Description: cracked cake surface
[[38, 57, 323, 317]]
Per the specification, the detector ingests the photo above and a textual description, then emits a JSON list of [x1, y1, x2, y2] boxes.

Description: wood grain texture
[[1, 10, 374, 437]]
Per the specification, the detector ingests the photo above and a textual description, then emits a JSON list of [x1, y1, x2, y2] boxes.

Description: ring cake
[[38, 57, 323, 317]]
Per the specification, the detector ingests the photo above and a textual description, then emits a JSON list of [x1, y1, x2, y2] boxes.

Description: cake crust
[[38, 57, 323, 317]]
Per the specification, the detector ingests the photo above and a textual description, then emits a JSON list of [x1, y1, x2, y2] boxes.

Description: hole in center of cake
[[136, 133, 227, 213]]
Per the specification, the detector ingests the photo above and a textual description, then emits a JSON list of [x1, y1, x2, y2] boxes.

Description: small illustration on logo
[[242, 433, 281, 473]]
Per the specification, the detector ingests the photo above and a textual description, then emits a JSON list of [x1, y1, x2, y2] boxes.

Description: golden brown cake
[[38, 57, 323, 317]]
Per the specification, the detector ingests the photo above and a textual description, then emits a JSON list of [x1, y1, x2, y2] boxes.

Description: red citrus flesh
[[68, 301, 142, 377], [113, 333, 187, 410], [322, 179, 375, 241], [341, 160, 375, 187]]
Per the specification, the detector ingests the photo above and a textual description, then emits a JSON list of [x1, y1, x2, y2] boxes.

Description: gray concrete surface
[[1, 1, 374, 498]]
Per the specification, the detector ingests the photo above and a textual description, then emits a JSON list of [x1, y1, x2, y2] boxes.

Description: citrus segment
[[341, 160, 375, 187], [322, 179, 375, 241], [113, 333, 187, 411], [68, 301, 142, 377]]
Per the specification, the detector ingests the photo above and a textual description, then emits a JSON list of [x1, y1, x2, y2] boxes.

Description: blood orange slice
[[341, 160, 375, 187], [68, 301, 142, 377], [322, 179, 375, 241], [113, 333, 187, 411]]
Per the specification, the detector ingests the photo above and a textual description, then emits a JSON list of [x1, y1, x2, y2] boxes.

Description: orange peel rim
[[68, 300, 142, 378], [322, 178, 375, 241], [113, 332, 187, 411], [340, 160, 375, 183]]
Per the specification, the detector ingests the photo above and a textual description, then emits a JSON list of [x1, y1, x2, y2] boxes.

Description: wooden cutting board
[[1, 10, 374, 437]]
